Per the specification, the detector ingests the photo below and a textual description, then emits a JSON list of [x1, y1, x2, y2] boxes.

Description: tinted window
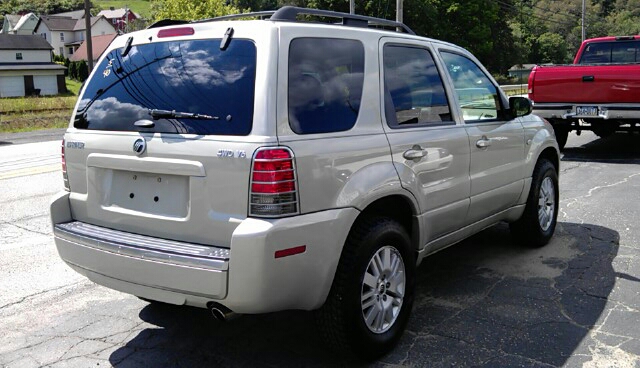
[[74, 39, 256, 135], [288, 38, 364, 134], [611, 41, 639, 63], [383, 45, 452, 127], [580, 42, 612, 63], [440, 51, 500, 122]]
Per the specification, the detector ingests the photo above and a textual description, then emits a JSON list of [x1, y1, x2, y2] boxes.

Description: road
[[0, 131, 639, 367]]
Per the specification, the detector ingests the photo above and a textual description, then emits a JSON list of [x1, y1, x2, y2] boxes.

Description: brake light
[[157, 27, 195, 38], [249, 147, 299, 217], [61, 139, 70, 191], [527, 69, 536, 98]]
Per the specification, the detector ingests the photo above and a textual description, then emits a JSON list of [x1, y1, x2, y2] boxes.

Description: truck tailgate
[[530, 64, 640, 103]]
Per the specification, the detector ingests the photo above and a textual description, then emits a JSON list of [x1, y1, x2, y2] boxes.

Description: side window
[[383, 45, 452, 127], [611, 41, 639, 63], [440, 51, 500, 122], [580, 42, 612, 63], [288, 38, 365, 134]]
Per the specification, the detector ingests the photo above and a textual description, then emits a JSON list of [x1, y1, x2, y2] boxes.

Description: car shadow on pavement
[[109, 221, 619, 367], [563, 132, 640, 163]]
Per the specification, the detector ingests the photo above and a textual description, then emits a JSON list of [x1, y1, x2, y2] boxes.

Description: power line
[[493, 0, 581, 28]]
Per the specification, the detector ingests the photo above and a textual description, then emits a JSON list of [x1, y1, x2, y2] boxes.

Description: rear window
[[74, 39, 256, 135], [288, 38, 365, 134], [580, 40, 640, 64]]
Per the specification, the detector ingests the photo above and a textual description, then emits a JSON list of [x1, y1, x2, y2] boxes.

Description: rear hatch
[[63, 27, 273, 247]]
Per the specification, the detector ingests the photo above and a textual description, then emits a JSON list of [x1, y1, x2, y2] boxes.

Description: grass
[[65, 78, 83, 96], [95, 0, 152, 17], [0, 78, 79, 133]]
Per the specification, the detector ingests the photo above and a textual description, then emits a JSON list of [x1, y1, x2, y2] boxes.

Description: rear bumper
[[533, 103, 640, 120], [51, 191, 359, 313]]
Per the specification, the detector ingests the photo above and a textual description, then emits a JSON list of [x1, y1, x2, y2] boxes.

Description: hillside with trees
[[3, 0, 639, 75]]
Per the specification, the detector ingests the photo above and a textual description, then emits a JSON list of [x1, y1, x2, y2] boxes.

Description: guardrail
[[499, 84, 528, 96]]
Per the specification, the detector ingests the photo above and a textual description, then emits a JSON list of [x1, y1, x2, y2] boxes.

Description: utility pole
[[396, 0, 403, 24], [581, 0, 586, 42], [83, 0, 93, 71], [350, 0, 354, 14]]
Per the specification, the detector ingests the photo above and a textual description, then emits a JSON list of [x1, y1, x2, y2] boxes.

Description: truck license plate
[[576, 106, 598, 116]]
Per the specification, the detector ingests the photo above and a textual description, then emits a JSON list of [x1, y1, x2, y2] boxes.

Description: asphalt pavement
[[0, 130, 638, 367]]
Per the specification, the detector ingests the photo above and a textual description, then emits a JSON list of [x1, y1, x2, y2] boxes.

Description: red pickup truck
[[528, 36, 640, 149]]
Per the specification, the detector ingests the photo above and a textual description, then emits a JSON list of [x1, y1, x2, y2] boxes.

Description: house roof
[[13, 13, 38, 32], [0, 62, 67, 72], [73, 16, 105, 31], [49, 9, 86, 19], [71, 33, 117, 62], [0, 34, 53, 50], [38, 16, 78, 31], [3, 14, 22, 31], [97, 8, 141, 19], [508, 64, 538, 71]]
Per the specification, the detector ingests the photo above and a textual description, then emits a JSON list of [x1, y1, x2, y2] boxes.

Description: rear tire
[[551, 123, 569, 150], [316, 216, 415, 360], [510, 159, 559, 248]]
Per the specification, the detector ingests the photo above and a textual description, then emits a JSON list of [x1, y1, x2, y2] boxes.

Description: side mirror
[[509, 96, 532, 118]]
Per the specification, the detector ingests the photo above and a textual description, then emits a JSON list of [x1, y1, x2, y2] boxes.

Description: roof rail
[[195, 6, 415, 35], [269, 6, 415, 35]]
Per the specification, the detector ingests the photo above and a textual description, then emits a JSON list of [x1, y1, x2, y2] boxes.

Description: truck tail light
[[527, 68, 536, 97], [249, 147, 299, 217], [61, 139, 70, 191]]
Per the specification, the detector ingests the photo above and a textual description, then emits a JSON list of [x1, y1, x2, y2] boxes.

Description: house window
[[59, 47, 63, 55], [16, 52, 23, 60], [68, 47, 74, 55], [41, 33, 46, 40], [60, 32, 64, 41]]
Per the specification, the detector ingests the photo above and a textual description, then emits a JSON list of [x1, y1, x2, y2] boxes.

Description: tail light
[[249, 147, 299, 217], [527, 68, 536, 98], [61, 139, 70, 191]]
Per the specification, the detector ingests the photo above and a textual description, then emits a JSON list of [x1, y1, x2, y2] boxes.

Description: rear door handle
[[582, 75, 595, 82], [403, 147, 428, 160], [476, 138, 491, 148]]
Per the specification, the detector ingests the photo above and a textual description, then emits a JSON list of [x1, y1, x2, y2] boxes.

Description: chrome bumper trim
[[54, 221, 229, 271]]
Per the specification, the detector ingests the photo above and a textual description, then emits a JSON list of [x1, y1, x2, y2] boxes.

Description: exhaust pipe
[[207, 302, 237, 321]]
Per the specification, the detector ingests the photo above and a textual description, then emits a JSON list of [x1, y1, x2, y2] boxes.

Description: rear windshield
[[579, 40, 639, 64], [74, 39, 256, 135]]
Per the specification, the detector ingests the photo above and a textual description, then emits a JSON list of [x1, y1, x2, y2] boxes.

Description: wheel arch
[[353, 194, 421, 252], [537, 146, 560, 173]]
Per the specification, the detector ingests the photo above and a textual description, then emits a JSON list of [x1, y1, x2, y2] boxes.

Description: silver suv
[[50, 7, 560, 359]]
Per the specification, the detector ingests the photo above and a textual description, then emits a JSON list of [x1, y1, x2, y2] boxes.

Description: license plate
[[576, 106, 598, 116]]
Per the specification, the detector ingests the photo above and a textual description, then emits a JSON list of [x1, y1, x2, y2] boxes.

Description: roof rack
[[269, 6, 414, 35], [194, 6, 415, 35]]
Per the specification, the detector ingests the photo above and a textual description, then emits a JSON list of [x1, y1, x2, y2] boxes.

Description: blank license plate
[[576, 106, 598, 116]]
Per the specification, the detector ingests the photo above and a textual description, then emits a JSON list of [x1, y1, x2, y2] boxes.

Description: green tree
[[69, 61, 78, 80], [537, 32, 569, 63], [77, 60, 89, 82], [151, 0, 241, 21]]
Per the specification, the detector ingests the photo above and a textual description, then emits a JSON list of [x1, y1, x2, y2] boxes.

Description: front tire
[[316, 216, 415, 360], [510, 159, 559, 247]]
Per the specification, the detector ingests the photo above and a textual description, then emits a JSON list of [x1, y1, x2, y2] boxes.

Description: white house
[[1, 13, 39, 35], [35, 15, 116, 58], [0, 34, 67, 97]]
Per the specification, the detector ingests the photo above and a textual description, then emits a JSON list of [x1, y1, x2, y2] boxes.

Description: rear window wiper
[[148, 109, 220, 120]]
